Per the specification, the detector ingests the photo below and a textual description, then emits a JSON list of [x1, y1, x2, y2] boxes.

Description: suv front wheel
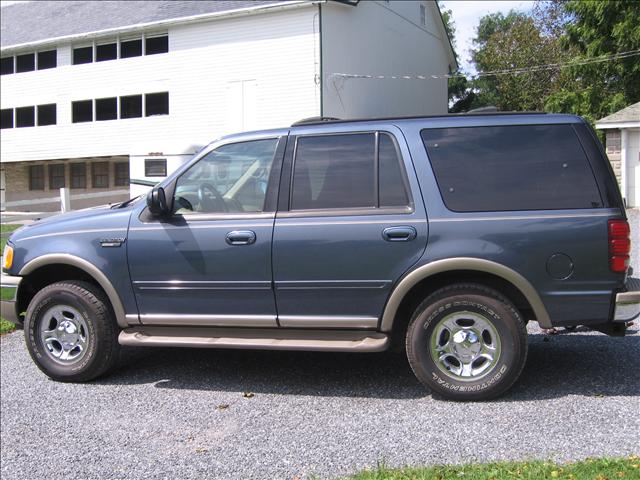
[[24, 281, 119, 382], [406, 283, 528, 401]]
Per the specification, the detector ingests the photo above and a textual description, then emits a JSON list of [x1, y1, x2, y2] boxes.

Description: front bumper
[[0, 274, 22, 326], [613, 277, 640, 323]]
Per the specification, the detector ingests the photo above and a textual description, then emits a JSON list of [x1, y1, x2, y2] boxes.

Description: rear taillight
[[608, 219, 630, 273]]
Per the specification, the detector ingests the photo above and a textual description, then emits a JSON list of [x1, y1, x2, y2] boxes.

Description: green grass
[[1, 223, 21, 255], [1, 224, 21, 334], [348, 457, 640, 480], [0, 319, 16, 335]]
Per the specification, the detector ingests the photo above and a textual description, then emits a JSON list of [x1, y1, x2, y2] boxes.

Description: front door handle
[[225, 230, 256, 246], [382, 226, 417, 242]]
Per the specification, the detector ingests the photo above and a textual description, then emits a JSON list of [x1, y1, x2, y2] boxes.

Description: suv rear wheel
[[24, 281, 119, 382], [406, 283, 527, 401]]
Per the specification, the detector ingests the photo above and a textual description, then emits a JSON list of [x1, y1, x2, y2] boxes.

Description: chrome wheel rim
[[39, 305, 89, 364], [429, 310, 501, 381]]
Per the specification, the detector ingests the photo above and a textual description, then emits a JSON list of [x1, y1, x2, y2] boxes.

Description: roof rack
[[289, 111, 547, 127], [291, 116, 342, 126]]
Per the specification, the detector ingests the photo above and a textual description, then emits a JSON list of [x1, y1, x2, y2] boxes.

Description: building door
[[226, 80, 257, 135], [272, 127, 427, 328], [127, 134, 286, 327], [626, 129, 640, 207]]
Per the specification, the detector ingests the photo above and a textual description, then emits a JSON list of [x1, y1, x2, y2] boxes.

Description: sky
[[1, 0, 534, 74], [441, 1, 535, 73]]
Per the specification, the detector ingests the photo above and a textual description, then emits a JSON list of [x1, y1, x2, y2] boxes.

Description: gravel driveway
[[2, 210, 639, 479], [1, 323, 639, 479]]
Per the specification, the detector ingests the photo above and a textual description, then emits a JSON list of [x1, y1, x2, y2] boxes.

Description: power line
[[328, 49, 640, 81]]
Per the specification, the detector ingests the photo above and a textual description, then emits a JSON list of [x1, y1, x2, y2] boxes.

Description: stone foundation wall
[[1, 156, 129, 212]]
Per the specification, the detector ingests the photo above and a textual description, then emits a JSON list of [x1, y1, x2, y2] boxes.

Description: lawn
[[1, 224, 21, 334], [348, 457, 639, 480], [1, 223, 21, 254]]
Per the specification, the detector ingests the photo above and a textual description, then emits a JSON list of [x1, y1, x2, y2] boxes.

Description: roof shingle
[[1, 1, 286, 48], [597, 102, 640, 124]]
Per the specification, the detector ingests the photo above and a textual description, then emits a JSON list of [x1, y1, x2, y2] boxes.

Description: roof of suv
[[290, 112, 574, 127], [218, 112, 584, 143]]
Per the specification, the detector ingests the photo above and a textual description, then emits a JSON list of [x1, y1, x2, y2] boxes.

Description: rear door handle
[[225, 230, 256, 245], [382, 226, 417, 242]]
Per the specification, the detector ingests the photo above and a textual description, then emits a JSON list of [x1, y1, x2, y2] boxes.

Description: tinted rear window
[[421, 124, 602, 212]]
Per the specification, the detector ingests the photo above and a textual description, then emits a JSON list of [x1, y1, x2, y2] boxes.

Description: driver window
[[173, 138, 278, 214]]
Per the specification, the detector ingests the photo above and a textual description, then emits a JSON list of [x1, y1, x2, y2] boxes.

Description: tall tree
[[545, 0, 640, 122], [470, 8, 575, 111], [439, 3, 472, 112]]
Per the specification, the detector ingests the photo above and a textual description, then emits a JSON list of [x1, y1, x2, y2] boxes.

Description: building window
[[96, 42, 117, 62], [145, 92, 169, 116], [92, 162, 110, 188], [72, 100, 93, 123], [29, 165, 45, 190], [120, 95, 142, 119], [1, 57, 14, 75], [16, 53, 35, 73], [145, 35, 168, 55], [70, 163, 87, 189], [73, 46, 93, 65], [95, 97, 117, 121], [37, 50, 57, 70], [16, 106, 35, 128], [145, 159, 167, 177], [49, 164, 65, 189], [120, 38, 142, 58], [0, 109, 13, 129], [37, 104, 56, 126], [114, 162, 129, 186], [420, 4, 426, 26]]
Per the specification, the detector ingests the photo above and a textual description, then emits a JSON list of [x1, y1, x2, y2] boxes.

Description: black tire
[[24, 281, 119, 382], [406, 283, 527, 401]]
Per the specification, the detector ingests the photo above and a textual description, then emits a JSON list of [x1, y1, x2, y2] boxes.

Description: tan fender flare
[[19, 254, 129, 328], [380, 257, 552, 331]]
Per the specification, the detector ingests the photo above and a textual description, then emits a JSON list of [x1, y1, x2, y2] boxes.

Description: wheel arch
[[18, 254, 127, 328], [381, 258, 552, 332]]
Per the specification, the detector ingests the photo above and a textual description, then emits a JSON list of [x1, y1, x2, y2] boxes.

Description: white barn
[[0, 0, 456, 211]]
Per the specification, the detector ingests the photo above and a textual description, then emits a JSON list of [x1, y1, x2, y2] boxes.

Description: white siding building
[[0, 0, 456, 211], [596, 102, 640, 208]]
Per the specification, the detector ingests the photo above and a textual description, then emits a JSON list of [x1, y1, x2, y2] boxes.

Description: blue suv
[[2, 113, 638, 400]]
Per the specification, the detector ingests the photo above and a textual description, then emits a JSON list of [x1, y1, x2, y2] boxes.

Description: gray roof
[[1, 1, 286, 48], [597, 102, 640, 124]]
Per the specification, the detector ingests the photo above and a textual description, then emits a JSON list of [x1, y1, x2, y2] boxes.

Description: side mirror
[[146, 186, 170, 216]]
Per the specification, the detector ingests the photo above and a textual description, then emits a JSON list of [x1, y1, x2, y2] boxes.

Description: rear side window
[[291, 132, 410, 211], [421, 124, 602, 212], [292, 133, 375, 210]]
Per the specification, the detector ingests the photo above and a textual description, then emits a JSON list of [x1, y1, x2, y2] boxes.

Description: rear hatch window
[[421, 124, 602, 212]]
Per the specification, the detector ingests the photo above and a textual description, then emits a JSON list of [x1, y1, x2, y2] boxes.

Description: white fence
[[1, 188, 130, 212]]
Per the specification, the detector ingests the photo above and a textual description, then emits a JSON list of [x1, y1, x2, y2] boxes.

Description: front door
[[272, 126, 428, 328], [127, 134, 286, 327]]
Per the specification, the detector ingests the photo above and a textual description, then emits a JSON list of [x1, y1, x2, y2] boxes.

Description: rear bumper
[[0, 274, 22, 326], [613, 277, 640, 323]]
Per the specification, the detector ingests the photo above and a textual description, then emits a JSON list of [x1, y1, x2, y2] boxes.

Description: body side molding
[[380, 257, 553, 330], [19, 254, 130, 328]]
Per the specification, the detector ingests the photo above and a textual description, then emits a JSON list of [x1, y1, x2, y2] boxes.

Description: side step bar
[[119, 326, 389, 352]]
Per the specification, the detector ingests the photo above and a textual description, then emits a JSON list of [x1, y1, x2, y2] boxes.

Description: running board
[[119, 326, 389, 352]]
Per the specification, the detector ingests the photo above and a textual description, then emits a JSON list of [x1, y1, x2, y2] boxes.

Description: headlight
[[2, 245, 14, 271]]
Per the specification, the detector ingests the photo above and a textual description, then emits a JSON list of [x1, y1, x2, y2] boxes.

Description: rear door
[[272, 124, 428, 328]]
